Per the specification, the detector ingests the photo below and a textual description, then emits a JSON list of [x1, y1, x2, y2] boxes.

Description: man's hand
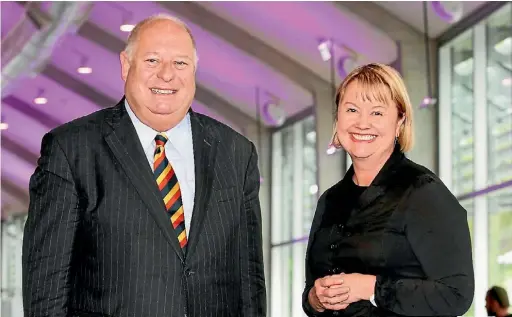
[[308, 274, 351, 312]]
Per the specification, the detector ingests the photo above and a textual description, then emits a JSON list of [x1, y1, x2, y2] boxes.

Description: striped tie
[[153, 133, 187, 249]]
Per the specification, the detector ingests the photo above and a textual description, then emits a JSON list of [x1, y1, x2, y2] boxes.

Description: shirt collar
[[124, 99, 192, 157]]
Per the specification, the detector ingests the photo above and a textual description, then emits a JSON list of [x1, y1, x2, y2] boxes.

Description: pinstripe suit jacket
[[22, 99, 266, 317]]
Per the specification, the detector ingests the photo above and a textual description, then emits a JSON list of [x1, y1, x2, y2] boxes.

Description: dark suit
[[302, 146, 474, 317], [22, 99, 266, 317]]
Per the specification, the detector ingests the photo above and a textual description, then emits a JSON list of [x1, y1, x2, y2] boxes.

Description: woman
[[302, 63, 474, 317]]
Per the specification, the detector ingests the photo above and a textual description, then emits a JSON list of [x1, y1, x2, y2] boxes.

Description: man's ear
[[120, 51, 131, 82]]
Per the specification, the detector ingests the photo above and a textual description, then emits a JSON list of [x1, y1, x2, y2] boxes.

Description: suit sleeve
[[239, 142, 267, 316], [22, 132, 80, 317], [374, 179, 475, 316]]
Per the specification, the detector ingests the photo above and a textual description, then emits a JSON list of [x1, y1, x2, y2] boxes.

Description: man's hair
[[488, 286, 510, 308], [124, 13, 198, 67]]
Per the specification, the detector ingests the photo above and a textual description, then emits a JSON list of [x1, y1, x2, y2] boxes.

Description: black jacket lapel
[[186, 111, 217, 258], [103, 99, 184, 261]]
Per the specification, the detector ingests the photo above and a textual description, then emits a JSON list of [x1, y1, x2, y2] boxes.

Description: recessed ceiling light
[[77, 66, 92, 74], [502, 77, 512, 87], [34, 97, 47, 105], [120, 24, 134, 32], [0, 122, 8, 130]]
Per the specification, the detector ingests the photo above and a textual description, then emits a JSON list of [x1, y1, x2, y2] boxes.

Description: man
[[486, 286, 511, 317], [22, 14, 266, 317]]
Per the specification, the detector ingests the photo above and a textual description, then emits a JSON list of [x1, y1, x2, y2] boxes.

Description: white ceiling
[[375, 1, 487, 37]]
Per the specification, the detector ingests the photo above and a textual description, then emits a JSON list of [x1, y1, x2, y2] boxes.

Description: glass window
[[271, 115, 317, 245], [488, 186, 512, 296], [270, 114, 316, 317], [439, 4, 512, 317], [451, 30, 475, 197], [487, 3, 512, 185], [270, 242, 308, 317]]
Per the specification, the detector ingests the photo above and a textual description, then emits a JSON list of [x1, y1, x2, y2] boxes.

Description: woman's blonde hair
[[330, 63, 414, 152]]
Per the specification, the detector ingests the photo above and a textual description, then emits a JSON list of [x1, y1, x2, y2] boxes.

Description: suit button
[[333, 311, 340, 316], [337, 224, 344, 229], [330, 244, 337, 250]]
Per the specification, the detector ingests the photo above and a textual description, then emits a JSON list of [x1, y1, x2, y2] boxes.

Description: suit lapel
[[103, 99, 184, 261], [186, 111, 217, 258]]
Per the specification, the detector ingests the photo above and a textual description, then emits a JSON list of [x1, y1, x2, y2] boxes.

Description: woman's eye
[[373, 111, 383, 116], [347, 108, 357, 113], [146, 59, 158, 63]]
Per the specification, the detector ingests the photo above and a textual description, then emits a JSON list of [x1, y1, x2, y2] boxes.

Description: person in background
[[302, 63, 474, 317], [487, 286, 511, 317], [22, 13, 266, 317]]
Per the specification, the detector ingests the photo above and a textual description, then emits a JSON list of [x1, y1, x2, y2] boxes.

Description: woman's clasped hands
[[308, 273, 377, 312]]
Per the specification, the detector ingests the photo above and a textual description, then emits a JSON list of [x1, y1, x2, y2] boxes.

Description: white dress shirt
[[125, 101, 195, 236]]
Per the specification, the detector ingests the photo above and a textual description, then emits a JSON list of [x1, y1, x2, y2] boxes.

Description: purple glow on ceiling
[[50, 34, 125, 100], [1, 151, 34, 189], [0, 2, 25, 38], [87, 1, 313, 118], [431, 1, 463, 23], [6, 75, 102, 124], [197, 2, 397, 81], [1, 104, 51, 152]]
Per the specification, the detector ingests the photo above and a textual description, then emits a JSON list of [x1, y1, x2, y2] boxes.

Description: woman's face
[[336, 81, 404, 161]]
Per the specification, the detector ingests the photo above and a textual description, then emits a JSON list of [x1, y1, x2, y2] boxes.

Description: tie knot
[[155, 133, 168, 146]]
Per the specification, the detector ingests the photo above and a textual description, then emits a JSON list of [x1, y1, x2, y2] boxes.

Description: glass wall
[[270, 114, 317, 317], [439, 3, 512, 317], [1, 216, 25, 317]]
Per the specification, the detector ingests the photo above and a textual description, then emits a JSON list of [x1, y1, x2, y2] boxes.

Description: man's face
[[120, 19, 196, 130]]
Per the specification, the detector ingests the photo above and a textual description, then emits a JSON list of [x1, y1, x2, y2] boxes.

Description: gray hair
[[124, 13, 199, 67]]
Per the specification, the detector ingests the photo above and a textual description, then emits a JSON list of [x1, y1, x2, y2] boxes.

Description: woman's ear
[[396, 116, 405, 137]]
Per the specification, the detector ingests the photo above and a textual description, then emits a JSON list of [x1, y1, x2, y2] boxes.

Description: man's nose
[[157, 62, 176, 82]]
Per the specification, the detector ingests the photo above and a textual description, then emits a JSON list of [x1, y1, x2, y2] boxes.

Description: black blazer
[[22, 99, 266, 317], [302, 147, 474, 317]]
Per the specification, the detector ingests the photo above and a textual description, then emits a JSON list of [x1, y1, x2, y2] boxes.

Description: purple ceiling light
[[33, 88, 47, 105], [262, 100, 286, 127], [75, 51, 92, 74], [337, 55, 359, 79], [317, 38, 332, 62], [317, 37, 359, 79], [419, 96, 438, 109], [431, 1, 464, 23], [0, 114, 8, 130]]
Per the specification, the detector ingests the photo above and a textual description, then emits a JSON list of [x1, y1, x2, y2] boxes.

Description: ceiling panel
[[0, 1, 26, 38], [1, 150, 34, 190], [2, 102, 52, 153], [87, 1, 313, 119], [197, 2, 398, 81], [49, 34, 125, 101], [6, 74, 102, 126], [376, 1, 487, 37]]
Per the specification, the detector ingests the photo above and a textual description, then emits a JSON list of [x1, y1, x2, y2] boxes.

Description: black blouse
[[309, 181, 367, 279], [302, 147, 474, 317]]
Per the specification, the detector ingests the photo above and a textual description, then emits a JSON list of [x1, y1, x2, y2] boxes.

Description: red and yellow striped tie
[[154, 133, 187, 249]]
